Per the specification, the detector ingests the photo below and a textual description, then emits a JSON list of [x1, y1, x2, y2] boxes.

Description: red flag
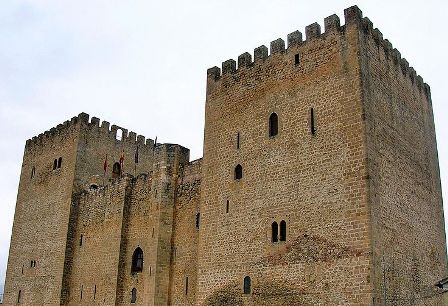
[[103, 154, 108, 175]]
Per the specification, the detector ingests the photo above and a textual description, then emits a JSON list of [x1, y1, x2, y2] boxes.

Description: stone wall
[[198, 7, 372, 306], [3, 116, 82, 306], [359, 14, 448, 306]]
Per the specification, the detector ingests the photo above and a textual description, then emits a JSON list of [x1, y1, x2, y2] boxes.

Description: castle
[[3, 5, 447, 306]]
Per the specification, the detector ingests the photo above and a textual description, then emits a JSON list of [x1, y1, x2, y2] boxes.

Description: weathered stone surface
[[3, 5, 446, 306]]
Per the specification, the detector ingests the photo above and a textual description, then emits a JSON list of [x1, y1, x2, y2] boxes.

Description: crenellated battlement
[[25, 112, 155, 151], [360, 17, 430, 97], [206, 5, 430, 98], [206, 6, 362, 82]]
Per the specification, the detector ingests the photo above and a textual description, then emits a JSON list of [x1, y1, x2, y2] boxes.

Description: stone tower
[[198, 6, 447, 306], [3, 5, 447, 306]]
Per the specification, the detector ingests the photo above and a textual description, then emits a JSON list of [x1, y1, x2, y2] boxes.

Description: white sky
[[1, 0, 447, 295]]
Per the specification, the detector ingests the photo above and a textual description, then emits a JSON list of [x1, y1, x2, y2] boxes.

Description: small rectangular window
[[295, 53, 300, 65], [310, 108, 316, 135], [226, 200, 229, 213], [236, 132, 240, 149], [185, 277, 189, 295], [196, 213, 200, 229], [94, 285, 97, 300]]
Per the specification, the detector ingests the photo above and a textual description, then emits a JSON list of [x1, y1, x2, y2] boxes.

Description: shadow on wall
[[204, 281, 317, 306]]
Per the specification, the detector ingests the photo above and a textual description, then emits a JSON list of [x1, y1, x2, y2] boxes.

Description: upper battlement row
[[25, 112, 155, 150], [207, 5, 430, 97]]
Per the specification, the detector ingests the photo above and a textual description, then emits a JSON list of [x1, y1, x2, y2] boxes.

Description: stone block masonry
[[3, 5, 447, 306]]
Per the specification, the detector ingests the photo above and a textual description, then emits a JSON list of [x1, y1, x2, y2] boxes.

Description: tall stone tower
[[3, 5, 447, 306], [198, 6, 447, 305]]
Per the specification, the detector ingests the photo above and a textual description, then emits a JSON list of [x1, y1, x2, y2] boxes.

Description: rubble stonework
[[3, 5, 447, 306]]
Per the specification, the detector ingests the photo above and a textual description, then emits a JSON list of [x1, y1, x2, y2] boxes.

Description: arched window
[[31, 167, 35, 179], [234, 164, 243, 180], [272, 222, 279, 242], [131, 288, 137, 303], [243, 276, 251, 294], [112, 162, 121, 178], [116, 129, 123, 141], [280, 220, 286, 242], [18, 290, 22, 303], [132, 247, 143, 273], [57, 157, 62, 168], [269, 112, 278, 137], [53, 159, 57, 170]]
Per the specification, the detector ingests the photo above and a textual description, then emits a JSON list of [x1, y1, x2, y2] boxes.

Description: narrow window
[[80, 235, 83, 246], [185, 277, 189, 295], [280, 220, 286, 242], [94, 285, 97, 300], [295, 53, 300, 65], [31, 167, 35, 179], [80, 285, 83, 300], [131, 288, 137, 303], [22, 264, 24, 274], [132, 247, 143, 273], [57, 157, 62, 168], [116, 129, 123, 141], [112, 162, 121, 178], [272, 222, 279, 242], [152, 227, 155, 238], [243, 276, 251, 294], [269, 113, 278, 137], [236, 132, 240, 149], [53, 159, 57, 170], [149, 266, 152, 276], [310, 108, 316, 135], [196, 213, 200, 229], [18, 290, 22, 303], [234, 164, 243, 180], [226, 200, 229, 213]]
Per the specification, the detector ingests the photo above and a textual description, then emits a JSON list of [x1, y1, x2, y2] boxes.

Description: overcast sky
[[1, 0, 447, 296]]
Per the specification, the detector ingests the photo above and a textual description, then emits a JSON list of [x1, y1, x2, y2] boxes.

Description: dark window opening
[[185, 277, 189, 295], [80, 235, 83, 246], [112, 162, 121, 178], [53, 159, 57, 170], [243, 276, 251, 294], [310, 108, 316, 135], [94, 285, 97, 300], [30, 260, 36, 268], [226, 200, 229, 213], [80, 285, 83, 300], [132, 247, 143, 273], [269, 113, 278, 137], [57, 157, 62, 168], [272, 222, 279, 242], [280, 220, 287, 242], [89, 184, 98, 190], [149, 266, 152, 276], [18, 290, 21, 303], [234, 164, 243, 180], [21, 264, 24, 274], [131, 288, 137, 303], [236, 132, 240, 149], [31, 167, 35, 179], [196, 213, 200, 229], [295, 53, 300, 65], [152, 227, 154, 238]]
